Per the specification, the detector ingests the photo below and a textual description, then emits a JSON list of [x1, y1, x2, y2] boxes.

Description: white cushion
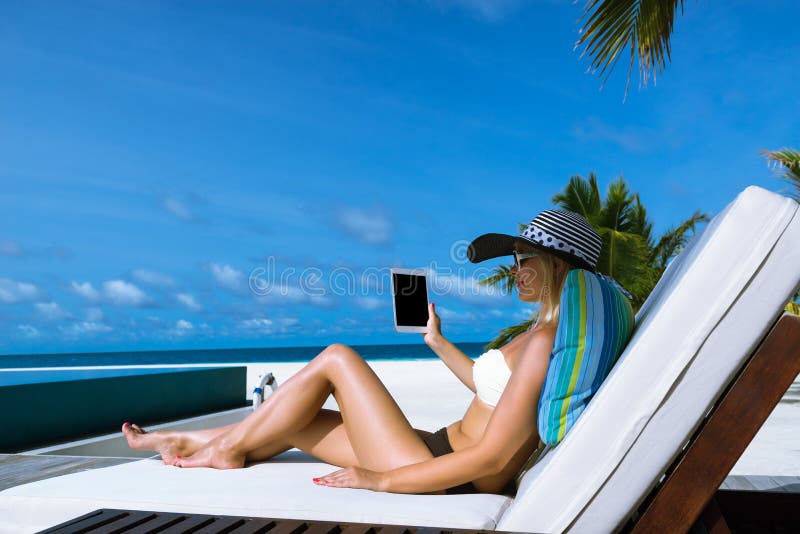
[[498, 186, 800, 533], [0, 457, 512, 533]]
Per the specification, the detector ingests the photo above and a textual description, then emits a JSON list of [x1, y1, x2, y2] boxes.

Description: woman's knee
[[321, 343, 364, 368]]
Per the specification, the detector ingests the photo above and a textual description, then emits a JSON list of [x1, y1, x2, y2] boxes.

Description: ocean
[[0, 342, 490, 369]]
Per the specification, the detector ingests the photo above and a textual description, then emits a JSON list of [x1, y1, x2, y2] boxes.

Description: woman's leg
[[122, 422, 238, 463], [176, 343, 435, 471]]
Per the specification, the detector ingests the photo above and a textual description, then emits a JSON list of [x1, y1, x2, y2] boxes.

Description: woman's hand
[[421, 302, 443, 347], [313, 466, 387, 492]]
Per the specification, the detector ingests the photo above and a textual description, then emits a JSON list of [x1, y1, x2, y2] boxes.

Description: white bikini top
[[473, 348, 512, 407], [473, 320, 538, 407]]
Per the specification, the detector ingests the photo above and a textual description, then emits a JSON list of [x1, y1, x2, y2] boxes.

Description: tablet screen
[[392, 272, 428, 327]]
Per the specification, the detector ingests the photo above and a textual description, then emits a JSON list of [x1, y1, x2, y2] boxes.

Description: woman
[[122, 209, 601, 496]]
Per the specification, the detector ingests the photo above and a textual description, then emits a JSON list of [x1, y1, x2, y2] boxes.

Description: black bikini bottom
[[418, 427, 516, 497]]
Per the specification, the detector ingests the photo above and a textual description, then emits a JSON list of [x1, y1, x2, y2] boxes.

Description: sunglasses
[[513, 250, 539, 269]]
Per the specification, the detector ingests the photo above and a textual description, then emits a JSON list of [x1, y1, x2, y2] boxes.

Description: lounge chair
[[1, 185, 798, 533]]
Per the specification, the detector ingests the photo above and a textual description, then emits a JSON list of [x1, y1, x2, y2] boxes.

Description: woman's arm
[[381, 325, 556, 493], [422, 303, 477, 393]]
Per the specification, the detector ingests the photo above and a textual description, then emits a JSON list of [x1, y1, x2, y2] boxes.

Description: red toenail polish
[[313, 478, 319, 482], [177, 455, 182, 459]]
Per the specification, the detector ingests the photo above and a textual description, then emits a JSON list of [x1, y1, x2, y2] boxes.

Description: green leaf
[[575, 0, 687, 100], [760, 148, 800, 201], [484, 313, 539, 351], [476, 264, 517, 295]]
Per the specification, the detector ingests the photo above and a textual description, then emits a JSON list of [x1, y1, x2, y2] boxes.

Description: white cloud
[[35, 301, 69, 320], [103, 280, 150, 306], [132, 269, 174, 287], [170, 319, 194, 336], [208, 263, 244, 292], [515, 307, 538, 322], [0, 240, 23, 256], [176, 293, 202, 311], [85, 307, 104, 321], [17, 324, 40, 338], [162, 197, 194, 221], [256, 285, 337, 308], [70, 281, 100, 302], [335, 206, 392, 245], [0, 278, 41, 303], [241, 317, 273, 331], [428, 272, 506, 302], [240, 317, 300, 335], [353, 296, 387, 310], [60, 321, 113, 336], [435, 305, 478, 323]]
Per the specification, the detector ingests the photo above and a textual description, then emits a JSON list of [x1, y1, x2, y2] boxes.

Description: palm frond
[[760, 148, 800, 201], [627, 194, 654, 249], [595, 226, 652, 306], [551, 173, 601, 219], [596, 176, 636, 232], [484, 312, 539, 350], [476, 264, 517, 294], [575, 0, 686, 101], [650, 210, 709, 273]]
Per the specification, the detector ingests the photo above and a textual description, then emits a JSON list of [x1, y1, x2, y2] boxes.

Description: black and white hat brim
[[466, 232, 596, 272]]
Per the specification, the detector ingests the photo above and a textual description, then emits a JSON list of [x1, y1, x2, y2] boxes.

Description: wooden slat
[[228, 519, 279, 534], [42, 509, 131, 533], [156, 515, 217, 534], [40, 510, 505, 534], [189, 516, 246, 534], [697, 496, 730, 534], [264, 519, 308, 534], [39, 510, 109, 533], [631, 313, 800, 533], [89, 511, 161, 534], [92, 510, 157, 534], [302, 522, 340, 534]]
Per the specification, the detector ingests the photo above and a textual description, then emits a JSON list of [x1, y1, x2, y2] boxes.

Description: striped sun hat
[[467, 209, 602, 272]]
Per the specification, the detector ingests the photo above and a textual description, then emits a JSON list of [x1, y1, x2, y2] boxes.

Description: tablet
[[390, 268, 429, 333]]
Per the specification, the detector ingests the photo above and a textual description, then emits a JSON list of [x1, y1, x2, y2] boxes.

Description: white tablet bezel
[[390, 267, 429, 333]]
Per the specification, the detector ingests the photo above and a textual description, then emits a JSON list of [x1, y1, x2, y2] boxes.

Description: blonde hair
[[533, 252, 572, 327]]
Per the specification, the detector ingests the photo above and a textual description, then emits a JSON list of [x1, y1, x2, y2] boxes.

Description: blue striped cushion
[[537, 269, 635, 446]]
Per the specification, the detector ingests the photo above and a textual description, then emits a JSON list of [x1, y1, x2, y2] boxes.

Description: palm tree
[[761, 148, 800, 314], [760, 148, 800, 202], [575, 0, 688, 101], [480, 173, 708, 349]]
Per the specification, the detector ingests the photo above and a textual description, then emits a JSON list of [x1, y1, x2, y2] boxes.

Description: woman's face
[[511, 244, 550, 303]]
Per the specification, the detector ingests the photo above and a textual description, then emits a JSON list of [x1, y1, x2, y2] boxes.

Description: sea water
[[0, 342, 489, 369]]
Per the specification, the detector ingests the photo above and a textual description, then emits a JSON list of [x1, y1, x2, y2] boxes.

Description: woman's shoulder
[[525, 321, 558, 345]]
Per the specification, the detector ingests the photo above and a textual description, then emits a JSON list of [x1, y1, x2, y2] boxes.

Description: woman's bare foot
[[121, 422, 190, 464], [173, 437, 246, 469]]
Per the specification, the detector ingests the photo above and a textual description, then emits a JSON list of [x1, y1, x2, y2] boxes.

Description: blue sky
[[1, 0, 798, 355]]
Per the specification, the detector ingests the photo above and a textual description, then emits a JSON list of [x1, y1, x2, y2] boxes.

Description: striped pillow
[[537, 268, 635, 446]]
